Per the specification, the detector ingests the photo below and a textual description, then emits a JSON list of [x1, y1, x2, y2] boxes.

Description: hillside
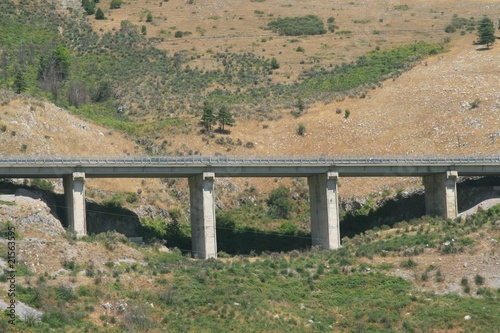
[[0, 190, 499, 332], [0, 0, 500, 331]]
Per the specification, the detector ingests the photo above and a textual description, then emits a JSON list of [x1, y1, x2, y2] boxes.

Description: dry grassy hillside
[[82, 0, 500, 194], [88, 0, 499, 81], [0, 91, 166, 195], [1, 35, 500, 197]]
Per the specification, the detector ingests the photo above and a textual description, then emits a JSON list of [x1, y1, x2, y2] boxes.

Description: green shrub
[[110, 0, 122, 9], [82, 0, 96, 15], [125, 192, 139, 203], [31, 178, 54, 192], [268, 15, 326, 36], [140, 217, 167, 240], [445, 14, 476, 34], [266, 185, 294, 219], [393, 4, 409, 11], [296, 123, 305, 136], [400, 259, 418, 268], [474, 274, 485, 286], [278, 221, 297, 235], [0, 221, 21, 239]]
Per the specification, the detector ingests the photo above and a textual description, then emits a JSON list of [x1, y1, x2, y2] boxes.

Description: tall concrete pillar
[[424, 171, 458, 219], [308, 172, 341, 250], [188, 172, 217, 259], [63, 172, 86, 237]]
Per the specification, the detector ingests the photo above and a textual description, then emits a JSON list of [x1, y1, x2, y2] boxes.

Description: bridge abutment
[[63, 172, 87, 237], [308, 172, 341, 250], [189, 172, 217, 259], [424, 171, 458, 219]]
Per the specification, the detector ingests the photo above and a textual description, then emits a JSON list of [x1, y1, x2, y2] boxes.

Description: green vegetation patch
[[445, 14, 476, 33], [0, 19, 57, 47], [297, 41, 444, 95], [267, 15, 326, 36]]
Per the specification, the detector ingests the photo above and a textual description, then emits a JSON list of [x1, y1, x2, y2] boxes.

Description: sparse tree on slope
[[477, 16, 495, 48], [82, 0, 95, 15], [95, 7, 105, 20], [200, 102, 216, 132], [217, 106, 235, 132], [13, 70, 27, 94]]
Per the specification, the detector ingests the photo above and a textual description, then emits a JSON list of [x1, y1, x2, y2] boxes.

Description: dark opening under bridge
[[1, 155, 500, 258]]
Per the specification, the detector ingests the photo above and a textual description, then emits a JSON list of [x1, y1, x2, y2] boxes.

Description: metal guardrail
[[0, 155, 499, 166]]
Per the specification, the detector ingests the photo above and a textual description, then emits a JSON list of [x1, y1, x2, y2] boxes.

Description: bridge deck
[[0, 155, 499, 178]]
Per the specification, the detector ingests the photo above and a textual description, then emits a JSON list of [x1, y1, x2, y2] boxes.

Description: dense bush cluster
[[444, 14, 476, 34], [267, 15, 326, 36]]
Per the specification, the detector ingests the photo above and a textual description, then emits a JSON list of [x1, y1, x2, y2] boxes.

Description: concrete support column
[[63, 172, 86, 237], [424, 171, 458, 219], [308, 172, 341, 250], [188, 172, 217, 259]]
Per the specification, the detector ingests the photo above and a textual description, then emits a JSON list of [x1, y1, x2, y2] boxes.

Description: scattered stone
[[51, 269, 69, 277]]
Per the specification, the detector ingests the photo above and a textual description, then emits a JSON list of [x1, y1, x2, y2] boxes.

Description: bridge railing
[[0, 155, 499, 165]]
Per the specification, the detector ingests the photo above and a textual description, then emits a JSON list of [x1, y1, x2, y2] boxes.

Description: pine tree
[[200, 102, 216, 132], [95, 7, 105, 20], [217, 106, 235, 132], [13, 70, 27, 94], [477, 16, 495, 48], [82, 0, 95, 15]]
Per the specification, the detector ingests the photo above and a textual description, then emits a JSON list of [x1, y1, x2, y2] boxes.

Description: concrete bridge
[[1, 155, 500, 258]]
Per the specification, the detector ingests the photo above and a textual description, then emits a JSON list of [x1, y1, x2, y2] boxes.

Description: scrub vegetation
[[0, 0, 446, 143], [5, 204, 500, 332]]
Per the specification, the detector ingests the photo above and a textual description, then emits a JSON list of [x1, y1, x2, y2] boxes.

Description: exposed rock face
[[0, 188, 65, 238]]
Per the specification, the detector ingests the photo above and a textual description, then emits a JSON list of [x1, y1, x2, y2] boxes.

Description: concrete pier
[[308, 172, 341, 249], [63, 172, 87, 237], [188, 172, 217, 259], [424, 171, 458, 219]]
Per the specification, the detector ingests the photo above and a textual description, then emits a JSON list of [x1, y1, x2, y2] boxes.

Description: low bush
[[268, 15, 326, 36]]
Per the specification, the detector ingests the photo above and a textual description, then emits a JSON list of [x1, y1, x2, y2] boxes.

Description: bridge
[[1, 155, 500, 258]]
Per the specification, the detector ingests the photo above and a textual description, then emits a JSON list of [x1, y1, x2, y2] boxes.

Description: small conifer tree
[[217, 106, 235, 132], [199, 102, 216, 132], [95, 7, 105, 20], [477, 16, 495, 48], [13, 70, 27, 94]]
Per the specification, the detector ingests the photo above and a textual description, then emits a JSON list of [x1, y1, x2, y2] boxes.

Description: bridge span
[[1, 155, 500, 258]]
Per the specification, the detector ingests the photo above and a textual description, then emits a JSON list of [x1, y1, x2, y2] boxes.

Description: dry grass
[[88, 0, 498, 81]]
